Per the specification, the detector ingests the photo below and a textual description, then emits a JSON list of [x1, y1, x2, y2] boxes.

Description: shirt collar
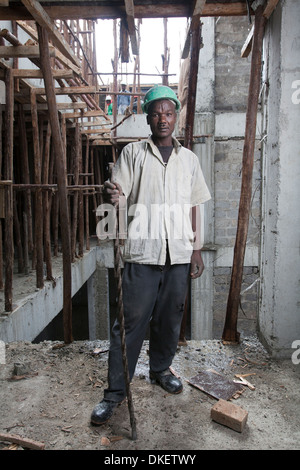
[[147, 135, 182, 155]]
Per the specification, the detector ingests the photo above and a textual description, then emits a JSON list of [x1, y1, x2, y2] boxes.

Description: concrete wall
[[258, 0, 300, 357], [211, 16, 261, 338]]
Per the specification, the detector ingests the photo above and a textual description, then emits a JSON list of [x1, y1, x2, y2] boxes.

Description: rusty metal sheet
[[188, 369, 244, 400]]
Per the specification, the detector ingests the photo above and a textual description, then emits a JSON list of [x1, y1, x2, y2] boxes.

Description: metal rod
[[109, 164, 137, 441]]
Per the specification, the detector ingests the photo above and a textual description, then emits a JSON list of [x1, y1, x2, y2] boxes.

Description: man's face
[[147, 99, 177, 142]]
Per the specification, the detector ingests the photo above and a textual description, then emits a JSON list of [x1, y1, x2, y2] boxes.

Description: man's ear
[[146, 114, 150, 125]]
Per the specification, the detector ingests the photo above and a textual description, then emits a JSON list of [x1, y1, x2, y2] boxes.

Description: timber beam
[[0, 2, 251, 21], [20, 0, 81, 68]]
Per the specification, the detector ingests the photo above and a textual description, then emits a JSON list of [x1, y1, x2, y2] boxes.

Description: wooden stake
[[30, 89, 44, 288], [0, 432, 45, 450], [4, 68, 14, 311], [0, 105, 3, 290], [38, 24, 73, 344], [184, 16, 202, 150], [13, 193, 24, 273], [18, 103, 33, 254], [222, 6, 266, 343], [162, 18, 169, 86], [42, 121, 53, 280], [84, 138, 90, 250], [71, 122, 80, 261], [78, 134, 84, 257]]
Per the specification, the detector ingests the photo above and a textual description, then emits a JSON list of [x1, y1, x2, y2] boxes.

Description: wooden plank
[[21, 102, 87, 111], [34, 85, 96, 95], [193, 0, 207, 16], [62, 109, 111, 119], [0, 432, 45, 450], [80, 128, 111, 135], [241, 25, 254, 58], [263, 0, 280, 19], [181, 0, 206, 59], [79, 120, 106, 128], [124, 0, 138, 55], [0, 3, 250, 21], [0, 44, 55, 58], [11, 68, 74, 79], [16, 20, 82, 76], [21, 0, 81, 67], [120, 18, 130, 63]]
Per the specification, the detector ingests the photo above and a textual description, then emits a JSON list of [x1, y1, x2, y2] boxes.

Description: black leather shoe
[[90, 399, 118, 425], [150, 369, 183, 394]]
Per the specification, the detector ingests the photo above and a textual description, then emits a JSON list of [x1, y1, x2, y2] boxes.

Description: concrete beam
[[0, 242, 114, 343]]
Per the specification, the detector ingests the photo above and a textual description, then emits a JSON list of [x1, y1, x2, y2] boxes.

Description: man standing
[[117, 83, 131, 114], [91, 85, 211, 425], [105, 95, 113, 115]]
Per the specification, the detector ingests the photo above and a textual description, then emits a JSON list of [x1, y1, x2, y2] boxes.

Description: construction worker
[[106, 95, 113, 115], [117, 83, 131, 114], [91, 85, 211, 425]]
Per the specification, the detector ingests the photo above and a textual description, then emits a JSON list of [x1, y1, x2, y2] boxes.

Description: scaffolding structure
[[0, 11, 177, 344], [0, 0, 280, 345]]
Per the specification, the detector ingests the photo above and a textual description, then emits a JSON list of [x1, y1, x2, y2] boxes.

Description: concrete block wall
[[215, 17, 252, 111], [214, 140, 261, 248]]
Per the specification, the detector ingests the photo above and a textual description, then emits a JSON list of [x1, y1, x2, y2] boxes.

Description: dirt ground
[[0, 333, 300, 452]]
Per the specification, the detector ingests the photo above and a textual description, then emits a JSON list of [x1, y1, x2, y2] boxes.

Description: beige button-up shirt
[[112, 136, 211, 265]]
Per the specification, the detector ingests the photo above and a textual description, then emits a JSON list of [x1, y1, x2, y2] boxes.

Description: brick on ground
[[211, 399, 248, 433]]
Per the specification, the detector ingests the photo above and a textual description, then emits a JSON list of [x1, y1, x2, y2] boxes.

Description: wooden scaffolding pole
[[222, 5, 266, 343], [31, 89, 44, 288], [179, 16, 202, 343], [37, 24, 73, 344], [4, 69, 14, 311], [184, 16, 202, 150]]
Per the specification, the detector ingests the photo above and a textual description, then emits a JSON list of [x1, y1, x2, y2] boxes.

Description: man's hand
[[103, 180, 123, 206], [190, 250, 204, 279]]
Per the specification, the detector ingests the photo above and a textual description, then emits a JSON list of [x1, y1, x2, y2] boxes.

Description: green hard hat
[[142, 85, 181, 114]]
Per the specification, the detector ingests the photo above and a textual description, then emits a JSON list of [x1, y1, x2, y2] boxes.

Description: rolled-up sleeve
[[112, 144, 134, 198]]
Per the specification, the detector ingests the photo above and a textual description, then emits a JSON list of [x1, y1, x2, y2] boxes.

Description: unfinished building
[[0, 0, 299, 360]]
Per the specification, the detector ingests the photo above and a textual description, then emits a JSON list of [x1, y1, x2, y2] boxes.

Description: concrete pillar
[[190, 17, 215, 339], [191, 251, 214, 339], [259, 0, 300, 357], [87, 263, 110, 340]]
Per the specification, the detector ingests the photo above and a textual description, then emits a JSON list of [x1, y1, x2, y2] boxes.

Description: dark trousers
[[104, 257, 190, 402]]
